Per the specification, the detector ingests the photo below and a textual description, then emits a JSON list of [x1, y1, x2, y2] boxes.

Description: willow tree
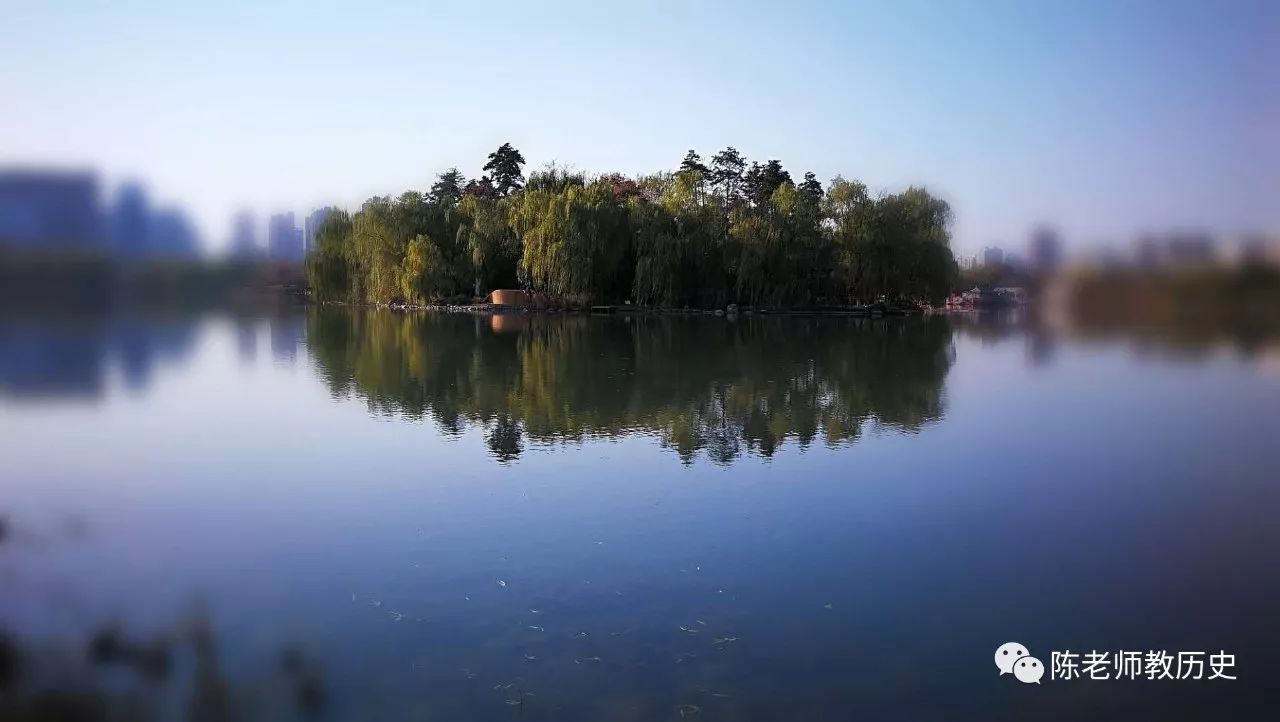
[[835, 185, 956, 303], [512, 180, 630, 303], [307, 210, 355, 302], [458, 194, 514, 296], [825, 176, 874, 301], [397, 234, 455, 303], [350, 197, 404, 303], [630, 185, 682, 307]]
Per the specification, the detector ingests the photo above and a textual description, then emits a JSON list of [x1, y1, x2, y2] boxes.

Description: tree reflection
[[306, 310, 955, 464]]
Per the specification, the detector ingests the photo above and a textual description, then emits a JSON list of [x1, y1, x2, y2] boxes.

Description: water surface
[[2, 309, 1277, 720]]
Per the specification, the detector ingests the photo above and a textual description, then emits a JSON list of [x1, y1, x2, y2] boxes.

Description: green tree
[[429, 168, 466, 206], [398, 234, 452, 303], [350, 197, 404, 303], [743, 160, 791, 207], [305, 143, 959, 310], [833, 184, 955, 304], [483, 142, 527, 196], [799, 172, 823, 201], [709, 147, 747, 206], [458, 194, 515, 296], [678, 150, 709, 176], [306, 210, 354, 302], [513, 180, 629, 303]]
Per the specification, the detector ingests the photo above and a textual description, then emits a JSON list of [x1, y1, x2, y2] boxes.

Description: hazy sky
[[3, 0, 1276, 256]]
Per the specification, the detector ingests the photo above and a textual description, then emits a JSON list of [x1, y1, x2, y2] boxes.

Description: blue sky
[[2, 0, 1276, 256]]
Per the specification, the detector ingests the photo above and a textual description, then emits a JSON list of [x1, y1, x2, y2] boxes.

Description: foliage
[[306, 143, 957, 306], [398, 234, 452, 304], [429, 168, 466, 206], [483, 142, 527, 197], [458, 194, 516, 295], [306, 210, 354, 302]]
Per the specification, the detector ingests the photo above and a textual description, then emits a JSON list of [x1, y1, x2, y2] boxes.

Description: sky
[[2, 0, 1276, 257]]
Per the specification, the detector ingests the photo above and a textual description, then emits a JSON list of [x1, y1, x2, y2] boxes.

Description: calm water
[[2, 308, 1278, 720]]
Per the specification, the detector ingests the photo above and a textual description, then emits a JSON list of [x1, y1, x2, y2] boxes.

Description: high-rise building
[[106, 182, 199, 259], [982, 246, 1005, 267], [148, 207, 200, 258], [228, 211, 260, 259], [109, 181, 150, 258], [1029, 226, 1061, 272], [267, 211, 301, 262], [303, 206, 334, 257], [0, 169, 102, 248]]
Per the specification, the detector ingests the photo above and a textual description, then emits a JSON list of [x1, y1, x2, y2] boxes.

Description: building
[[105, 182, 199, 259], [1134, 234, 1162, 268], [982, 246, 1005, 267], [148, 207, 199, 258], [0, 169, 102, 249], [1165, 232, 1215, 265], [1133, 231, 1217, 268], [1029, 226, 1061, 273], [303, 206, 334, 256], [109, 181, 150, 258], [267, 211, 302, 262], [228, 211, 261, 259]]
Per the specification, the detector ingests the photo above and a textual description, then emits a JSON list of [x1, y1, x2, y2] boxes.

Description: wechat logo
[[995, 642, 1044, 684]]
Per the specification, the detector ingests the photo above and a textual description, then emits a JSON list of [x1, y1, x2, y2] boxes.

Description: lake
[[2, 308, 1278, 721]]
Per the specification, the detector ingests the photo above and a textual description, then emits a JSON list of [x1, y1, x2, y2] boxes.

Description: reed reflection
[[305, 310, 955, 464]]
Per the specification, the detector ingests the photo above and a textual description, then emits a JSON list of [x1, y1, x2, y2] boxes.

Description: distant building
[[267, 211, 302, 262], [303, 207, 334, 257], [148, 207, 199, 258], [982, 246, 1005, 267], [1134, 234, 1162, 269], [1133, 231, 1217, 268], [0, 169, 102, 248], [1165, 232, 1215, 265], [109, 181, 150, 258], [228, 211, 260, 259], [1029, 226, 1061, 272], [105, 182, 199, 259]]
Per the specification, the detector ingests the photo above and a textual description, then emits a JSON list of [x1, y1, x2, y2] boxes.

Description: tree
[[350, 197, 403, 303], [678, 150, 708, 176], [799, 172, 823, 201], [304, 143, 958, 310], [399, 234, 452, 303], [512, 180, 630, 303], [306, 210, 354, 302], [833, 184, 955, 304], [463, 175, 498, 199], [743, 160, 791, 207], [709, 147, 747, 205], [429, 168, 466, 206], [525, 162, 585, 193], [458, 194, 515, 296], [483, 142, 527, 196]]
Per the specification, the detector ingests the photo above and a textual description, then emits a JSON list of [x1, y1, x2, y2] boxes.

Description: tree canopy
[[483, 142, 527, 197], [308, 143, 957, 306]]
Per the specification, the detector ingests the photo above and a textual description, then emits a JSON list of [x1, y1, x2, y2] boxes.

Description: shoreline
[[315, 300, 929, 318]]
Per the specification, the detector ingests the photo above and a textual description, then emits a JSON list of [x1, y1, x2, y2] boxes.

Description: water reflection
[[2, 309, 1278, 721], [305, 310, 956, 464], [0, 309, 315, 404], [0, 312, 199, 402]]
